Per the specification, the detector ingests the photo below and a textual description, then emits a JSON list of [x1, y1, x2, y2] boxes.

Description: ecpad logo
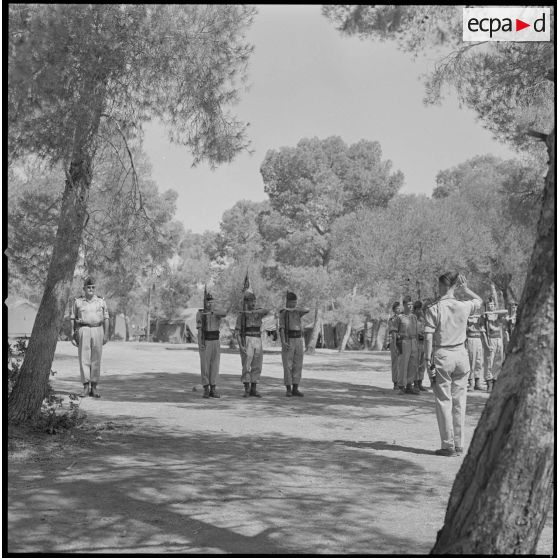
[[463, 7, 550, 42]]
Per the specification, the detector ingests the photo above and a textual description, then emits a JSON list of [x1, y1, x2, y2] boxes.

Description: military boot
[[285, 385, 293, 397], [413, 381, 423, 394], [249, 382, 262, 398], [209, 385, 221, 398], [81, 382, 90, 397], [292, 384, 304, 397], [417, 379, 428, 392], [242, 382, 250, 398], [90, 382, 100, 398], [405, 383, 420, 394], [202, 385, 211, 398]]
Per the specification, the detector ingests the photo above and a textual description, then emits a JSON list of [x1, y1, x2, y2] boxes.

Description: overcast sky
[[142, 4, 517, 234]]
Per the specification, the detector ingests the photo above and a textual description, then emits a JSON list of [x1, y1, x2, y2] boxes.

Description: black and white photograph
[[6, 4, 555, 554]]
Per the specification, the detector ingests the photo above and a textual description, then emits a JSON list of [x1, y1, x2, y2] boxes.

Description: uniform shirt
[[196, 310, 224, 333], [424, 294, 482, 347], [279, 309, 305, 331], [394, 312, 418, 339], [71, 295, 109, 325], [466, 316, 486, 338], [234, 309, 267, 332], [483, 313, 505, 338], [388, 314, 399, 334]]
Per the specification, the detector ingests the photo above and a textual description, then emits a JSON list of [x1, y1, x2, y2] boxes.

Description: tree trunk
[[431, 129, 555, 554], [306, 306, 322, 354], [364, 319, 372, 350], [7, 157, 92, 423], [375, 319, 388, 350], [369, 318, 380, 350], [124, 314, 130, 342], [338, 318, 352, 352]]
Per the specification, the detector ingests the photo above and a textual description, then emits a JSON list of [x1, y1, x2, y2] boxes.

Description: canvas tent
[[6, 296, 38, 337]]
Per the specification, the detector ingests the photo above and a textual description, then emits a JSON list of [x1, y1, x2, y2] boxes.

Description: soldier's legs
[[291, 338, 304, 385], [398, 340, 411, 387], [199, 347, 210, 386], [493, 338, 504, 380], [408, 340, 418, 384], [450, 348, 470, 450], [240, 345, 252, 384], [249, 337, 263, 384], [78, 327, 92, 383], [432, 349, 455, 450], [416, 344, 425, 382], [390, 346, 399, 384], [207, 340, 221, 386], [484, 341, 495, 381], [282, 345, 295, 386], [469, 338, 483, 379], [89, 326, 104, 383]]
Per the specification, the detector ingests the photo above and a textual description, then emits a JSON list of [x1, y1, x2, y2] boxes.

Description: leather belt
[[488, 334, 501, 339], [467, 334, 482, 338], [287, 330, 302, 338], [203, 331, 220, 340], [244, 333, 261, 337], [436, 342, 465, 349], [79, 322, 103, 327]]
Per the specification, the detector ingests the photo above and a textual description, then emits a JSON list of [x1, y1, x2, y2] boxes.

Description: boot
[[292, 384, 304, 397], [285, 385, 293, 397], [203, 384, 211, 398], [209, 385, 221, 398], [81, 382, 90, 397], [413, 381, 423, 394], [474, 378, 482, 390], [417, 379, 428, 392], [405, 383, 419, 394], [90, 382, 100, 398], [249, 382, 262, 397], [393, 382, 398, 391], [243, 382, 250, 398]]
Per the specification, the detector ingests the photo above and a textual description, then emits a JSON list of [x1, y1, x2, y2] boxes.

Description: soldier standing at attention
[[465, 313, 486, 391], [235, 290, 270, 398], [413, 300, 428, 392], [424, 272, 482, 456], [387, 301, 402, 390], [70, 277, 109, 398], [395, 295, 420, 395], [196, 289, 227, 399], [482, 297, 507, 393], [279, 291, 309, 397]]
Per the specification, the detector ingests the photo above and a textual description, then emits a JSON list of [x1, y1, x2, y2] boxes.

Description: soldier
[[196, 289, 227, 399], [394, 295, 420, 394], [279, 291, 309, 397], [465, 313, 485, 391], [424, 272, 482, 457], [482, 297, 507, 393], [387, 301, 402, 390], [413, 300, 428, 392], [235, 290, 270, 398], [70, 277, 109, 398], [503, 299, 518, 351]]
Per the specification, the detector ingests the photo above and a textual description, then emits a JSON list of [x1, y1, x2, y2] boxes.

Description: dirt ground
[[8, 341, 554, 554]]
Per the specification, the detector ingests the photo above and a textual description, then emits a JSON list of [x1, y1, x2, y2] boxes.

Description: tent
[[7, 296, 38, 337]]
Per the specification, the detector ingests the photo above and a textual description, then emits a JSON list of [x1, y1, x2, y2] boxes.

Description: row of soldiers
[[388, 294, 518, 395]]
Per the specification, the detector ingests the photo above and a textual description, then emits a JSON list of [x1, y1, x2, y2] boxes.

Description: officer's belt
[[435, 342, 465, 349], [467, 334, 482, 338], [287, 330, 302, 338], [244, 332, 261, 337], [203, 331, 220, 340], [488, 334, 501, 339], [79, 322, 103, 327]]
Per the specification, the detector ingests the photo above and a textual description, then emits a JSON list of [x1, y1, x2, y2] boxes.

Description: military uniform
[[70, 278, 109, 397], [414, 307, 428, 391], [482, 312, 505, 383], [387, 307, 400, 389], [235, 305, 268, 396], [279, 292, 309, 396], [466, 315, 485, 390], [394, 309, 419, 393], [424, 290, 482, 453], [196, 293, 227, 398]]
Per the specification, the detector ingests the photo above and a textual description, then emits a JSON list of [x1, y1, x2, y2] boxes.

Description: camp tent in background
[[6, 296, 38, 337]]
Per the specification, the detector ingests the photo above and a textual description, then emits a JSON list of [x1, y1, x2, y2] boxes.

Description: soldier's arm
[[102, 300, 109, 343]]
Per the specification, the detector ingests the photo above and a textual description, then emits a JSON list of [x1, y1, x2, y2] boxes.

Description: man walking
[[279, 291, 309, 397], [424, 272, 482, 457], [196, 289, 227, 399], [395, 295, 420, 394], [387, 301, 401, 390], [70, 277, 109, 398], [235, 289, 270, 398]]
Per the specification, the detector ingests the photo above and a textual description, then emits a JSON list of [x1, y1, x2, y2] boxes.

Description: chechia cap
[[83, 276, 96, 287], [413, 300, 423, 309], [286, 291, 297, 302]]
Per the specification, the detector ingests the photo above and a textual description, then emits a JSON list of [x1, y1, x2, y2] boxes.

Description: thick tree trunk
[[7, 157, 92, 423], [306, 306, 322, 354], [431, 129, 555, 554], [338, 319, 352, 352]]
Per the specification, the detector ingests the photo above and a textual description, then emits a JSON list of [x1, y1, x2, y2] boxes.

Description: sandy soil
[[8, 341, 554, 554]]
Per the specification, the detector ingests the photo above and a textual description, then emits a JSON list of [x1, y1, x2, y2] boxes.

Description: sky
[[141, 4, 517, 234]]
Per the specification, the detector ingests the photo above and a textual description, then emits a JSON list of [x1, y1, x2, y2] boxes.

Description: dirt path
[[8, 342, 553, 553]]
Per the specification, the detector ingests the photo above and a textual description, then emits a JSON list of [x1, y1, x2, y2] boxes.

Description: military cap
[[391, 301, 400, 311], [83, 276, 96, 287], [439, 271, 458, 287], [286, 291, 297, 302], [402, 295, 412, 304], [413, 300, 423, 309]]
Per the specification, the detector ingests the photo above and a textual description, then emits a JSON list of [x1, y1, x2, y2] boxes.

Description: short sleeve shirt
[[235, 309, 267, 332], [466, 316, 486, 337], [196, 310, 224, 332], [388, 314, 399, 334], [394, 313, 418, 338], [71, 296, 109, 325], [484, 313, 504, 338], [424, 295, 482, 347], [279, 309, 305, 331]]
